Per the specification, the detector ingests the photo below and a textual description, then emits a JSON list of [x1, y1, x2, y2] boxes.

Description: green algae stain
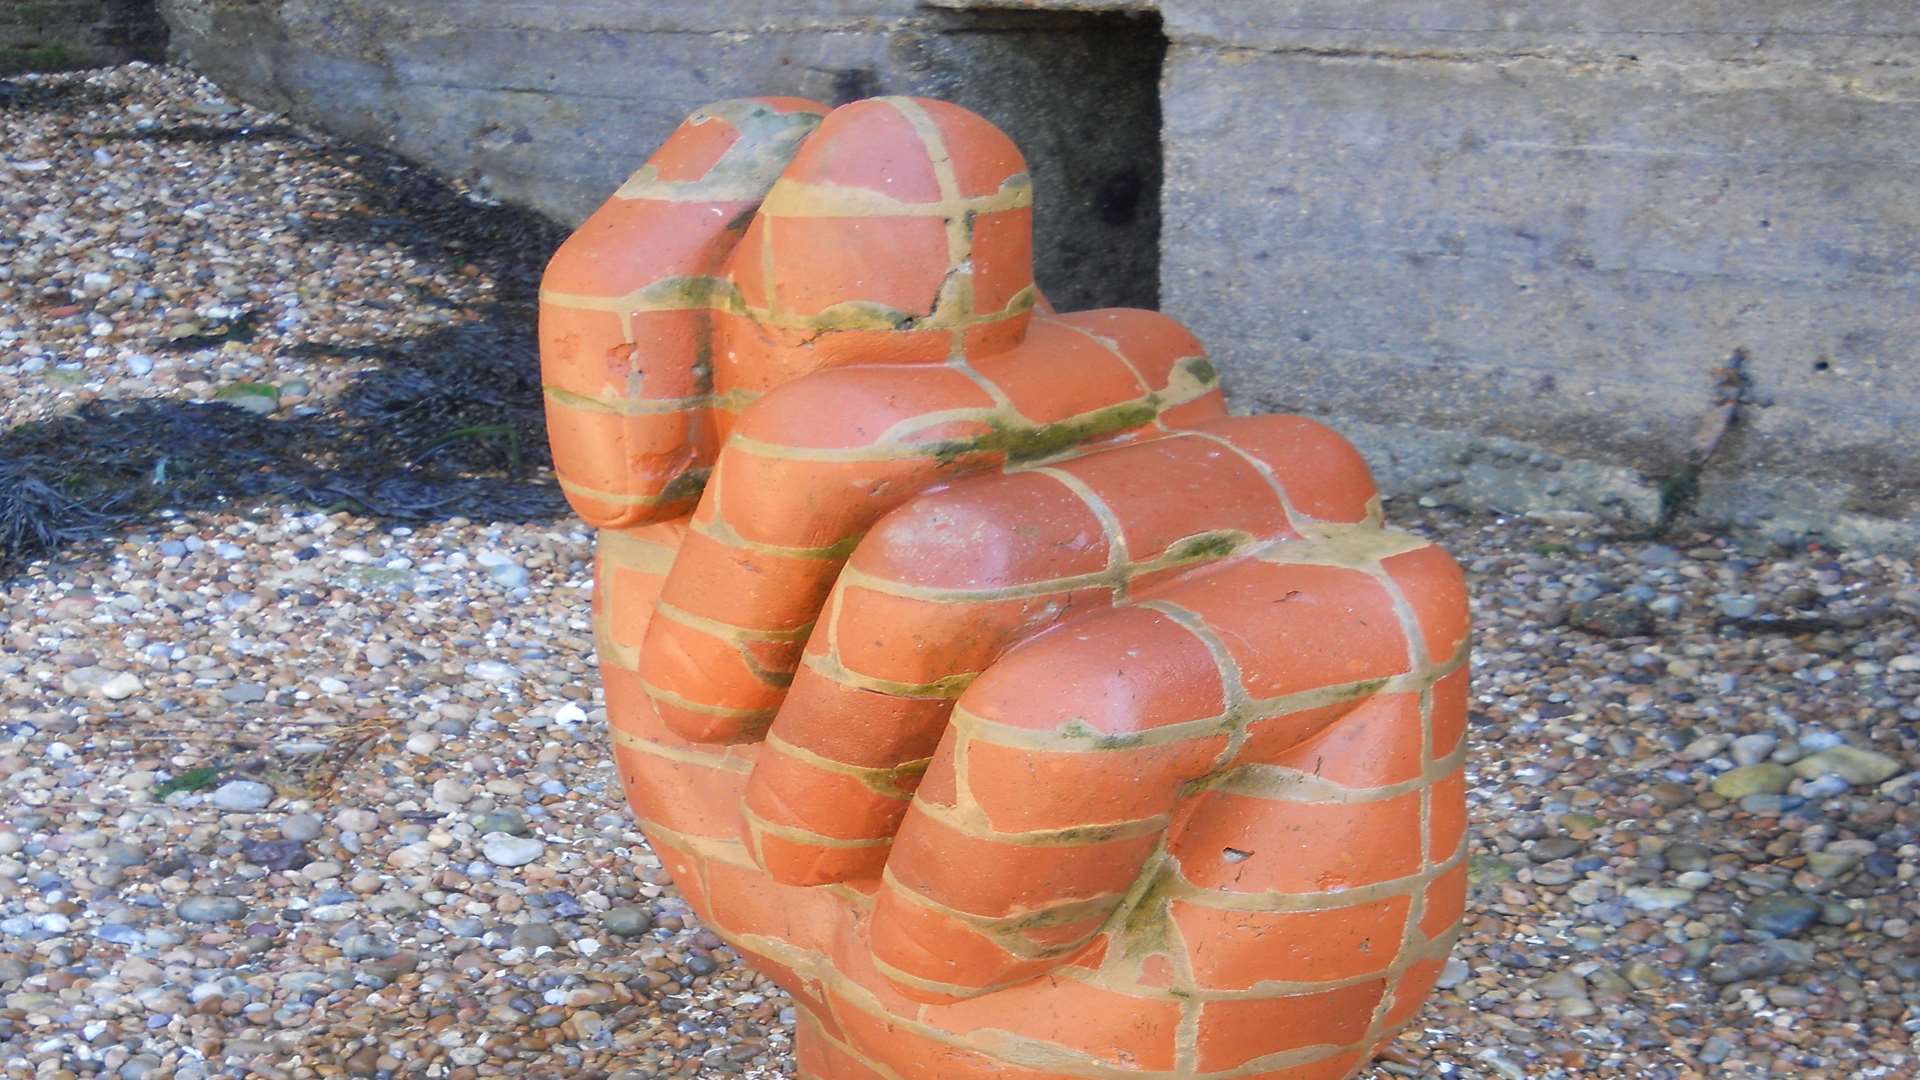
[[1169, 530, 1245, 562], [802, 299, 919, 332], [1112, 856, 1182, 960], [1059, 718, 1146, 750], [868, 758, 931, 800], [654, 467, 712, 506], [1004, 400, 1159, 462], [1181, 357, 1218, 386], [928, 398, 1160, 468], [640, 275, 746, 315]]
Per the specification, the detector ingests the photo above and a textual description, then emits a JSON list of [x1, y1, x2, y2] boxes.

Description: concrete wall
[[3, 0, 166, 73], [154, 1, 1166, 313], [156, 0, 1920, 547]]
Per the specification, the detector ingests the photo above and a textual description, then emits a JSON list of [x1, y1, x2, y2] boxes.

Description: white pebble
[[481, 833, 545, 867], [99, 670, 142, 701], [334, 808, 380, 834], [210, 780, 274, 811]]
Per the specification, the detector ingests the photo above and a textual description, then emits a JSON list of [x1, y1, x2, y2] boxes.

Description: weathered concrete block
[[1159, 1, 1920, 545]]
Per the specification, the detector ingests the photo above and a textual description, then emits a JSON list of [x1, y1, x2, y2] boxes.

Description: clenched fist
[[540, 96, 1469, 1080]]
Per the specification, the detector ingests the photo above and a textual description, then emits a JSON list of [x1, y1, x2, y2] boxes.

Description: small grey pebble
[[1664, 843, 1712, 873], [1743, 895, 1823, 937], [1531, 863, 1576, 886], [1434, 956, 1471, 989], [1730, 733, 1778, 767], [340, 934, 395, 960], [1529, 837, 1581, 863], [604, 906, 653, 938], [510, 923, 562, 950], [1799, 774, 1851, 799], [474, 809, 528, 836], [280, 814, 323, 842], [176, 895, 248, 924], [1704, 941, 1811, 984], [241, 839, 310, 872], [221, 682, 268, 703]]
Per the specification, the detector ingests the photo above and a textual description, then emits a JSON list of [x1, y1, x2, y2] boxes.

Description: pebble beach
[[2, 64, 1917, 1079]]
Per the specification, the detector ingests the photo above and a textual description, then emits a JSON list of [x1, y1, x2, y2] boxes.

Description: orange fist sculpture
[[540, 97, 1470, 1080]]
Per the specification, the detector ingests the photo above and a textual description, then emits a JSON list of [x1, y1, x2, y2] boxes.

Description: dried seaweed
[[0, 461, 130, 569]]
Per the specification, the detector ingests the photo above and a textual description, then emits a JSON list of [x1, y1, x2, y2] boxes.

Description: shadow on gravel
[[0, 122, 574, 578], [92, 121, 305, 145], [0, 79, 126, 112]]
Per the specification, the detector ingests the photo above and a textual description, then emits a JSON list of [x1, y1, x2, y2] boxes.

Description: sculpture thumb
[[538, 97, 827, 528]]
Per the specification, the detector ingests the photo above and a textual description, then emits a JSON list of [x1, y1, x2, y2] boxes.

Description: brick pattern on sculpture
[[540, 94, 1472, 1079]]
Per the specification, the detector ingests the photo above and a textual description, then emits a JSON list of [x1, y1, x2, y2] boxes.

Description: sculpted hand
[[541, 96, 1470, 1080]]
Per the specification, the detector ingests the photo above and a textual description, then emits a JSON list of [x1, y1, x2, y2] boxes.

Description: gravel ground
[[2, 65, 1917, 1080]]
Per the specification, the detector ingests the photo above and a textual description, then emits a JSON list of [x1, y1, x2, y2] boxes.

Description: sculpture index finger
[[736, 416, 1297, 885], [735, 413, 1382, 887]]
